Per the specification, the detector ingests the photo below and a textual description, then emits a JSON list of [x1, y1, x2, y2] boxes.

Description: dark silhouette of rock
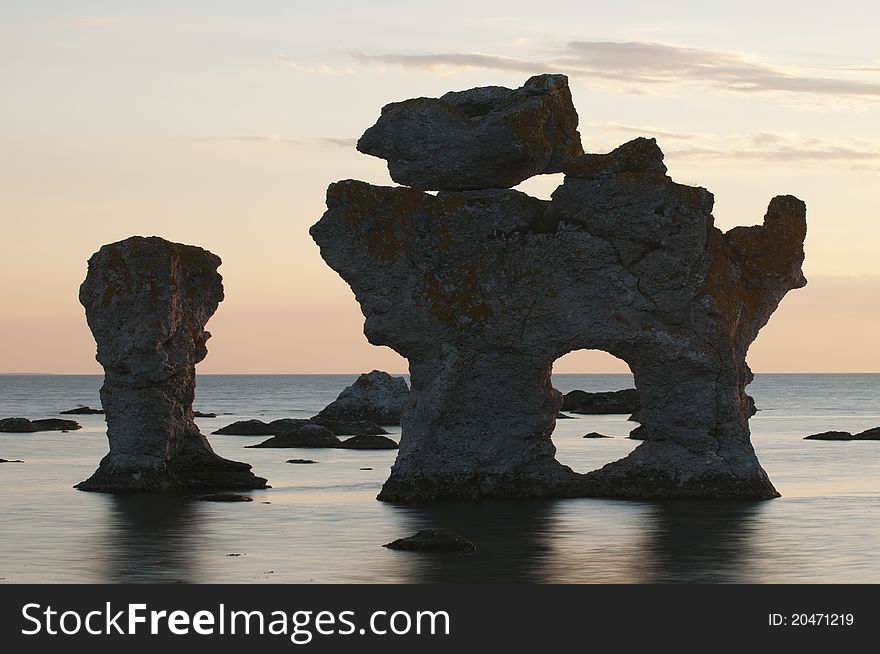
[[0, 417, 82, 432], [628, 426, 648, 440], [315, 371, 409, 425], [310, 416, 389, 435], [628, 411, 641, 422], [583, 432, 612, 439], [193, 411, 216, 418], [60, 406, 104, 415], [76, 236, 267, 493], [556, 413, 573, 419], [212, 419, 274, 435], [358, 74, 583, 191], [562, 389, 640, 414], [805, 429, 880, 441], [197, 493, 253, 502], [0, 458, 25, 463], [311, 76, 807, 502], [248, 422, 342, 448], [383, 529, 476, 552], [337, 434, 399, 450], [286, 459, 318, 464]]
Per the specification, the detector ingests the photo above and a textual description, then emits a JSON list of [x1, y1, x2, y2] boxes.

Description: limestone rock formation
[[0, 417, 82, 432], [77, 236, 267, 492], [357, 74, 583, 190], [562, 389, 640, 414], [311, 75, 807, 501], [314, 371, 409, 426], [247, 422, 342, 448]]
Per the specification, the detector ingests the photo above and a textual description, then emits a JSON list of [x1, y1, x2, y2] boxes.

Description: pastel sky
[[1, 1, 878, 373]]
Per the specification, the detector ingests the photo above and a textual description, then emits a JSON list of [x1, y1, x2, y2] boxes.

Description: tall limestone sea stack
[[311, 74, 807, 501], [77, 236, 267, 492]]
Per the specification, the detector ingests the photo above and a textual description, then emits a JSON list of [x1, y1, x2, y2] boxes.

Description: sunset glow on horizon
[[2, 1, 879, 374]]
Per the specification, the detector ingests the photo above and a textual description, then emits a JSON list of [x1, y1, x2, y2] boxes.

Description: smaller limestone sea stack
[[77, 236, 267, 493], [561, 389, 640, 414], [314, 371, 409, 426]]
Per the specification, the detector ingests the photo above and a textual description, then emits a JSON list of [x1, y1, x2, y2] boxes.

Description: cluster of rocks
[[804, 427, 879, 441], [311, 73, 808, 501], [208, 371, 408, 450], [0, 418, 81, 433]]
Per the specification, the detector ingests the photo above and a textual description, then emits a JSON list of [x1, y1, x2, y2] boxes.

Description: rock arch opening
[[550, 350, 639, 475]]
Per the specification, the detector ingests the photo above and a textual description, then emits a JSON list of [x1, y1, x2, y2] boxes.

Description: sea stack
[[311, 74, 807, 501], [77, 236, 267, 492]]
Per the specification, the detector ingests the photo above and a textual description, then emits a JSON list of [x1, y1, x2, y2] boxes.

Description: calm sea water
[[0, 373, 878, 583]]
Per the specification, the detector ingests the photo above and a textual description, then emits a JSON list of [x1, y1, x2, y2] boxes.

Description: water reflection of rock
[[384, 500, 559, 583], [98, 495, 202, 583], [641, 500, 764, 583]]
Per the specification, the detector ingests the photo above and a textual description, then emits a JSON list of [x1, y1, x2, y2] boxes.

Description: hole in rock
[[550, 350, 640, 474]]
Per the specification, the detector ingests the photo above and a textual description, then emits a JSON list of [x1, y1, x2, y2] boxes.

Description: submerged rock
[[315, 371, 409, 425], [358, 74, 583, 191], [562, 389, 640, 414], [583, 432, 612, 439], [0, 417, 82, 433], [193, 411, 217, 418], [383, 529, 476, 553], [337, 434, 399, 450], [312, 75, 807, 502], [76, 236, 268, 493], [286, 459, 318, 464], [0, 458, 25, 463], [198, 493, 253, 502], [60, 406, 104, 415]]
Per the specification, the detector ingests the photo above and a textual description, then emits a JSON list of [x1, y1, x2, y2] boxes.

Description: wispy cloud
[[353, 41, 880, 100], [276, 54, 354, 76], [224, 135, 357, 148], [590, 125, 880, 165]]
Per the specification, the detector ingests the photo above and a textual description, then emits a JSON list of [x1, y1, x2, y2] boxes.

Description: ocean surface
[[1, 373, 878, 584]]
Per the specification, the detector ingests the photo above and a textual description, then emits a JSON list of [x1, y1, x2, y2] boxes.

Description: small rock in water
[[198, 494, 253, 502], [60, 406, 104, 415], [384, 529, 476, 553], [360, 467, 374, 471], [337, 434, 399, 450], [583, 432, 612, 439], [804, 431, 856, 441], [286, 459, 318, 464], [854, 427, 880, 440], [804, 429, 880, 441], [0, 458, 25, 463], [226, 553, 245, 557], [193, 411, 217, 418], [0, 417, 82, 433]]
